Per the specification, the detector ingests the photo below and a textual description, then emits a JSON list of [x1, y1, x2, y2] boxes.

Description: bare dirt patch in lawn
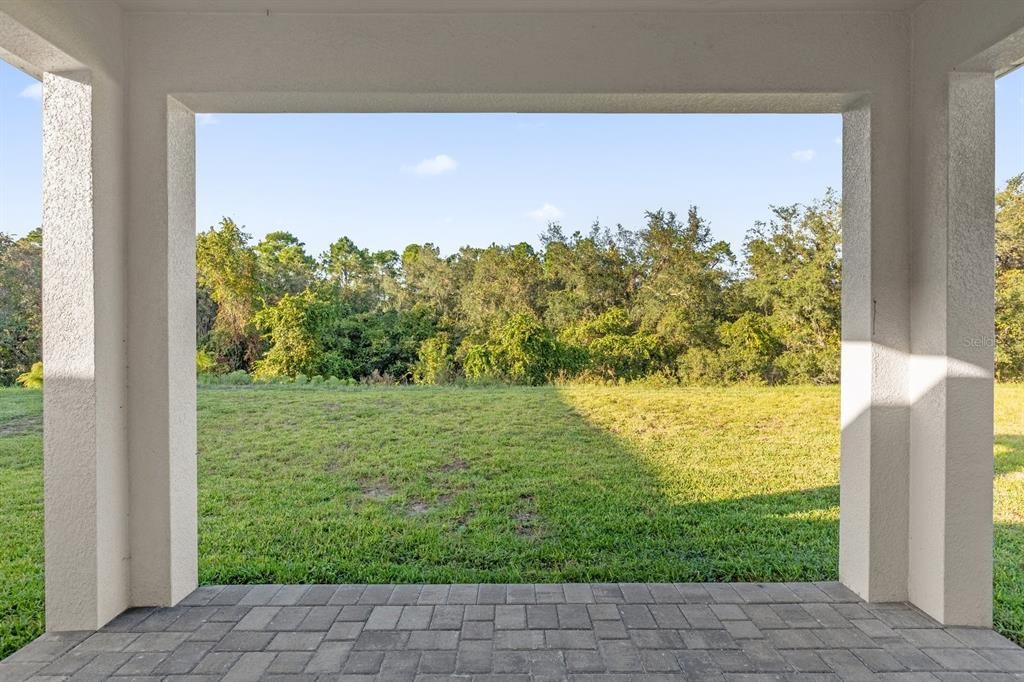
[[360, 481, 395, 500], [0, 415, 41, 437], [406, 500, 431, 516], [440, 458, 469, 473]]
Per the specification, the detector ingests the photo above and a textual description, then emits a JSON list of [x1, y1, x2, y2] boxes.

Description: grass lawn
[[1, 383, 1023, 657]]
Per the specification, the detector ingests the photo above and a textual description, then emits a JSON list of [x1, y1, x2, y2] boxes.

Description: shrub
[[223, 369, 251, 385], [15, 361, 42, 389], [360, 369, 397, 385], [196, 350, 217, 374], [413, 332, 455, 384]]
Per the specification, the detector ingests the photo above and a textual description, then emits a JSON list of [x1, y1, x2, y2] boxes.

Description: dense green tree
[[322, 237, 399, 311], [461, 313, 570, 385], [196, 218, 263, 370], [560, 307, 655, 381], [0, 229, 42, 385], [997, 175, 1024, 380], [541, 224, 634, 332], [253, 287, 345, 379], [255, 231, 315, 304], [740, 193, 841, 383], [398, 243, 457, 320], [460, 243, 543, 333], [24, 184, 1024, 387], [632, 208, 734, 359]]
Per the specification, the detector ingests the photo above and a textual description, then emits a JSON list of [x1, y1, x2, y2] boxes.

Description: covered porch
[[0, 0, 1023, 675]]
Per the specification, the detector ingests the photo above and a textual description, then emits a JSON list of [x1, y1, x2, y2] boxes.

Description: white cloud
[[196, 113, 218, 126], [834, 135, 842, 146], [406, 154, 457, 176], [527, 202, 564, 223], [791, 148, 817, 162], [18, 82, 41, 100]]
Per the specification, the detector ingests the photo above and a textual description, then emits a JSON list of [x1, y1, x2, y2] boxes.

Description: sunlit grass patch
[[4, 383, 1024, 658]]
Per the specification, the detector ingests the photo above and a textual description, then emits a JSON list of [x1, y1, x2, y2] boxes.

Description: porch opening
[[190, 112, 844, 587]]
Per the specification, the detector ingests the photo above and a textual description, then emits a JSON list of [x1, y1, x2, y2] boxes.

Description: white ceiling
[[116, 0, 926, 14]]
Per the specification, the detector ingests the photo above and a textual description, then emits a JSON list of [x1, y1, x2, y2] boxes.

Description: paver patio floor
[[2, 582, 1023, 681]]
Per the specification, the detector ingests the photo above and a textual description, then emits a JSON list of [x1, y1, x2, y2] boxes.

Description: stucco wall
[[0, 0, 128, 631], [3, 0, 1024, 630]]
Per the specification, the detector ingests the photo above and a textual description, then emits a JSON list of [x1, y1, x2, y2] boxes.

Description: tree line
[[3, 179, 1024, 386], [192, 193, 841, 385]]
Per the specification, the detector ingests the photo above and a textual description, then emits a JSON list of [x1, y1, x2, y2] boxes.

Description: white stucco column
[[126, 94, 197, 606], [839, 97, 912, 604], [907, 71, 995, 626], [42, 69, 130, 630]]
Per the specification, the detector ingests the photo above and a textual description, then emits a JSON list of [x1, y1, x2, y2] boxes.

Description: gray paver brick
[[191, 651, 241, 674], [566, 650, 606, 672], [628, 628, 682, 649], [545, 629, 598, 649], [266, 632, 324, 651], [328, 585, 365, 606], [479, 584, 508, 605], [267, 650, 313, 673], [725, 620, 764, 639], [925, 648, 1004, 672], [564, 584, 596, 603], [463, 620, 495, 640], [387, 585, 422, 605], [343, 650, 384, 674], [447, 584, 479, 604], [599, 640, 644, 672], [535, 584, 566, 604], [430, 604, 466, 629], [236, 584, 281, 606], [407, 630, 459, 650], [558, 604, 593, 629], [456, 640, 493, 673], [5, 581, 1023, 681], [355, 585, 394, 605], [153, 642, 214, 674], [618, 604, 657, 629], [268, 585, 309, 606], [214, 631, 275, 652], [593, 619, 629, 640], [495, 605, 527, 629], [325, 620, 364, 641], [351, 630, 409, 650], [303, 641, 351, 673], [649, 604, 687, 628], [363, 605, 402, 630], [507, 584, 536, 604], [528, 604, 559, 629], [395, 605, 433, 630], [418, 650, 457, 673], [494, 629, 545, 649], [417, 585, 449, 605], [234, 606, 279, 630], [593, 583, 625, 603]]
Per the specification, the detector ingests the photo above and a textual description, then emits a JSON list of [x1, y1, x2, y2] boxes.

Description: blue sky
[[2, 59, 1023, 258]]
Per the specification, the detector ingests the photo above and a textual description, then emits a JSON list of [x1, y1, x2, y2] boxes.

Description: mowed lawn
[[1, 384, 1024, 657]]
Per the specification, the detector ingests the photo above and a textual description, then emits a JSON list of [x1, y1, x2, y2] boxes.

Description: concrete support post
[[839, 99, 912, 605], [42, 70, 129, 630], [126, 95, 197, 606], [907, 72, 995, 626]]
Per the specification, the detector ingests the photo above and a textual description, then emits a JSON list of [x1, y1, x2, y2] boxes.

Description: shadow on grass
[[996, 435, 1024, 476], [197, 384, 839, 586]]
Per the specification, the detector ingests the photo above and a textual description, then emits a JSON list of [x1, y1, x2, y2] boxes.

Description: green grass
[[0, 383, 1023, 658], [0, 389, 43, 661]]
